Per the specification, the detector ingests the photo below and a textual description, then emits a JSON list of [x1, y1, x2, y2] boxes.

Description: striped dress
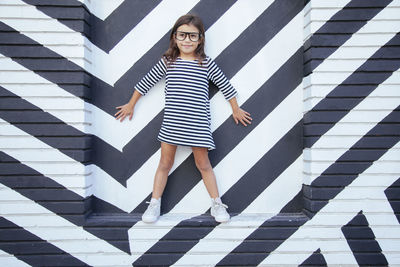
[[134, 56, 237, 150]]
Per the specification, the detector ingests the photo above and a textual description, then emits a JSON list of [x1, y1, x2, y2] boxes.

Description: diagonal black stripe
[[0, 151, 134, 254], [215, 0, 303, 78], [342, 211, 389, 266], [219, 102, 400, 265], [299, 248, 327, 266], [384, 178, 400, 224], [0, 86, 90, 164], [90, 0, 162, 52], [0, 217, 91, 267]]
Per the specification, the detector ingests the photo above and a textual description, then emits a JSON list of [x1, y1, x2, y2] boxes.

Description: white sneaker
[[142, 198, 161, 223], [211, 197, 230, 223]]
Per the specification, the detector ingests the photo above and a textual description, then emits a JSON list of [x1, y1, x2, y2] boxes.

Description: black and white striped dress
[[135, 56, 237, 150]]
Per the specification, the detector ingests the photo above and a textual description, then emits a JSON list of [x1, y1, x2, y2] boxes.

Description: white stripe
[[303, 69, 400, 185], [204, 0, 274, 57], [319, 231, 358, 266], [77, 0, 124, 20], [260, 144, 400, 265], [0, 185, 135, 267], [0, 249, 30, 267]]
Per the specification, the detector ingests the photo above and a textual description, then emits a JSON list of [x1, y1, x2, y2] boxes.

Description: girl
[[115, 14, 252, 223]]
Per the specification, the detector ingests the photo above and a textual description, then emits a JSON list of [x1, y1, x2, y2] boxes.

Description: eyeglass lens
[[175, 31, 200, 42]]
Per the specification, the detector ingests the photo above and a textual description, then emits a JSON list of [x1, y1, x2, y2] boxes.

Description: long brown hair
[[163, 14, 206, 67]]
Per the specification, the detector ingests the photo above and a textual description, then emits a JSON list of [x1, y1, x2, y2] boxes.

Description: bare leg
[[152, 142, 177, 199], [192, 147, 219, 198]]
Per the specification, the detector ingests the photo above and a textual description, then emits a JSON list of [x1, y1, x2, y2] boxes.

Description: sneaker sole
[[211, 210, 230, 223], [142, 216, 159, 223]]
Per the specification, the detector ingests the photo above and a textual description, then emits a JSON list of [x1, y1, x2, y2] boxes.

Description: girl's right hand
[[115, 103, 134, 122]]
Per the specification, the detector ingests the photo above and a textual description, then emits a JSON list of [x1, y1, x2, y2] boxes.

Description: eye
[[177, 32, 186, 39], [190, 33, 198, 39]]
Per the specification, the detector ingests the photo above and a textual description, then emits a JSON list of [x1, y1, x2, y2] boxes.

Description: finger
[[233, 116, 238, 125], [243, 117, 252, 124], [243, 114, 252, 121], [239, 118, 247, 127], [244, 113, 252, 120], [116, 112, 125, 121], [129, 112, 133, 120]]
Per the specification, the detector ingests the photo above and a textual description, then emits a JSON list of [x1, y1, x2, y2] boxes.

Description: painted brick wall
[[0, 0, 399, 266]]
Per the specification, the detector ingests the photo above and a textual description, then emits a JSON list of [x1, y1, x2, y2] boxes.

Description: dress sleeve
[[134, 57, 167, 96], [207, 57, 238, 101]]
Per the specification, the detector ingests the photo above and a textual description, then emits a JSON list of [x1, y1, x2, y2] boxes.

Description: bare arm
[[228, 97, 252, 126], [114, 90, 142, 122]]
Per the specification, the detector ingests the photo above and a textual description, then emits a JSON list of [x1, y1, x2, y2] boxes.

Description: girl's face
[[175, 24, 200, 59]]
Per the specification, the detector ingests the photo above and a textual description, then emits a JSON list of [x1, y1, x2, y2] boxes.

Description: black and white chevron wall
[[0, 0, 399, 266]]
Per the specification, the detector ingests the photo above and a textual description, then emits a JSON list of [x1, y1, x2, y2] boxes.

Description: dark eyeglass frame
[[175, 31, 201, 42]]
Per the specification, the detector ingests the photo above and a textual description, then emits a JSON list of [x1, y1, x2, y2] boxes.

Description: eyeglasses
[[175, 31, 201, 42]]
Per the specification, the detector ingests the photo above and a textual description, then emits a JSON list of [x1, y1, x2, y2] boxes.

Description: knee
[[158, 156, 174, 172], [194, 158, 212, 173]]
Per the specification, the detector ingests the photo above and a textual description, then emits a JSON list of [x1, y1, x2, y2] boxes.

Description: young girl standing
[[115, 14, 252, 223]]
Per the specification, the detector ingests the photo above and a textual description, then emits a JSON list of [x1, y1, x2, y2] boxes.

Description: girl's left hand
[[233, 108, 252, 126]]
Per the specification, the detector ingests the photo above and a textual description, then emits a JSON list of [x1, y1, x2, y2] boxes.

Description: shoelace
[[145, 201, 159, 209], [213, 201, 228, 209], [146, 201, 157, 213]]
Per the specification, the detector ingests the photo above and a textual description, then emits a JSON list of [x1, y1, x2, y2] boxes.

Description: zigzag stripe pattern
[[0, 0, 399, 266]]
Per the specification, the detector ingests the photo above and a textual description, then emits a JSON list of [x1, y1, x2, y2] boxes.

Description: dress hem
[[157, 138, 216, 151]]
